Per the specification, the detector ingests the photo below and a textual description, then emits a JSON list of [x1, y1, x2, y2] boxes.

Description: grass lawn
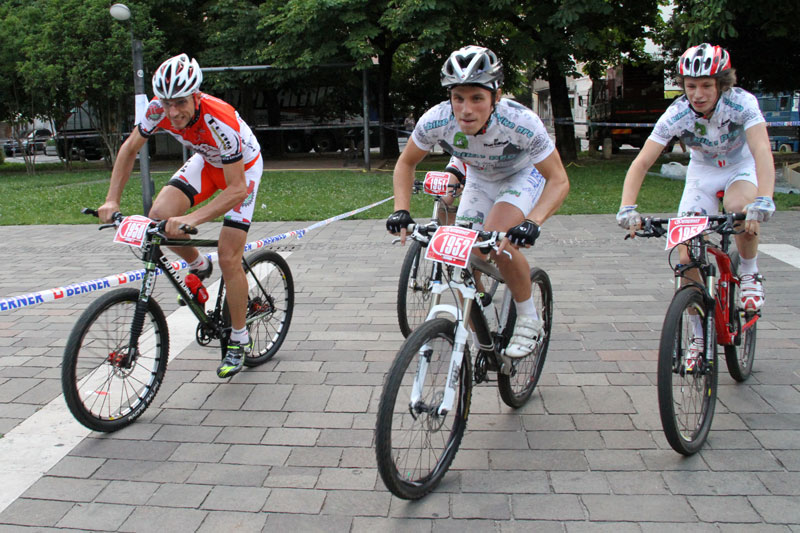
[[1, 154, 798, 225]]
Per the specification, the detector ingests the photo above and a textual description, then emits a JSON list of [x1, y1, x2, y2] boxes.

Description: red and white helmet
[[678, 43, 731, 77], [152, 54, 203, 99], [440, 45, 503, 91]]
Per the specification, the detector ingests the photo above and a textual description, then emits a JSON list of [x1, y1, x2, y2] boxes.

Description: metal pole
[[362, 68, 370, 171], [131, 38, 153, 215]]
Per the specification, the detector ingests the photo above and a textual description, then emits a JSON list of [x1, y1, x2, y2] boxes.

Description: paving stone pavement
[[0, 213, 798, 531]]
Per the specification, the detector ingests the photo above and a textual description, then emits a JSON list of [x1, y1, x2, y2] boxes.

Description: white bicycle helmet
[[152, 54, 203, 99], [440, 45, 503, 91], [678, 43, 731, 77]]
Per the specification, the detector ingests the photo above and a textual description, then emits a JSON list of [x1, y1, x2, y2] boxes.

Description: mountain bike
[[397, 171, 462, 337], [376, 222, 553, 499], [61, 209, 294, 432], [630, 212, 758, 455]]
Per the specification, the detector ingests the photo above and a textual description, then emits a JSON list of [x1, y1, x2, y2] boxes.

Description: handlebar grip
[[179, 223, 199, 235], [82, 208, 99, 217]]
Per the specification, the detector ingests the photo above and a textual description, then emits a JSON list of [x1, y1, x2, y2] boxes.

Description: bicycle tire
[[657, 287, 718, 455], [397, 240, 439, 338], [497, 267, 553, 408], [375, 318, 472, 500], [223, 250, 295, 367], [724, 252, 757, 382], [61, 288, 169, 432]]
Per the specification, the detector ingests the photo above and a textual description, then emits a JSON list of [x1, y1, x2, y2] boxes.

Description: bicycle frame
[[410, 234, 514, 416], [667, 216, 758, 352]]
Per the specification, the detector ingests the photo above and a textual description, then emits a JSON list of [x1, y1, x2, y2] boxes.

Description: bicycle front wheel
[[397, 240, 439, 337], [61, 288, 169, 432], [224, 250, 294, 367], [658, 287, 718, 455], [375, 318, 472, 500], [724, 252, 757, 382], [497, 267, 553, 408]]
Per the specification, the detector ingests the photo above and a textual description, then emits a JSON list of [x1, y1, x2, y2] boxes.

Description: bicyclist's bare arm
[[392, 138, 430, 243], [745, 123, 776, 235], [98, 128, 148, 222], [620, 139, 665, 209], [528, 150, 570, 225], [164, 159, 248, 236]]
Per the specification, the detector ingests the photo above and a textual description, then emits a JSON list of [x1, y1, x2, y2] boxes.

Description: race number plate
[[423, 171, 451, 196], [665, 216, 708, 250], [424, 225, 480, 268], [113, 215, 152, 248]]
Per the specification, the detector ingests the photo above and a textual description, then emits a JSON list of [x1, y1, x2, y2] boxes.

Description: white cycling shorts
[[455, 165, 546, 230], [678, 161, 758, 216], [167, 153, 263, 231]]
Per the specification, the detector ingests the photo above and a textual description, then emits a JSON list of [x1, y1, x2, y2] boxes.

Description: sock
[[690, 314, 704, 340], [738, 254, 758, 275], [230, 327, 249, 344], [188, 255, 209, 271], [515, 297, 539, 320]]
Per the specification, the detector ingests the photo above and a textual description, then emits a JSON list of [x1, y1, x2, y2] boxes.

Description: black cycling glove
[[386, 209, 414, 234], [506, 219, 540, 247]]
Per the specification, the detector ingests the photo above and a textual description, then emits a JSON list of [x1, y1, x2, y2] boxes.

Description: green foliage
[[659, 0, 800, 91]]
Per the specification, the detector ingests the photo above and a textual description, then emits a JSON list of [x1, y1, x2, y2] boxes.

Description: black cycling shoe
[[217, 339, 253, 379], [190, 260, 213, 281]]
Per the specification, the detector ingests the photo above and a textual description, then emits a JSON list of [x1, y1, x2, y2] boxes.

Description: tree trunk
[[546, 60, 577, 164], [378, 53, 399, 158]]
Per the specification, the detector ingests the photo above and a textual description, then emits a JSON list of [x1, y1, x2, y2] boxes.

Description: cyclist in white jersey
[[617, 43, 775, 328], [387, 45, 570, 358]]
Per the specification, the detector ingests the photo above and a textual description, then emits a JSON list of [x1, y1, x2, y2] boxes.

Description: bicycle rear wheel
[[497, 267, 553, 408], [224, 250, 294, 367], [397, 240, 440, 337], [61, 288, 169, 432], [658, 287, 718, 455], [375, 318, 471, 500], [724, 252, 757, 382]]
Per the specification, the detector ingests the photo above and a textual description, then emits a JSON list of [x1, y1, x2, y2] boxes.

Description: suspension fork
[[437, 286, 475, 416], [125, 243, 162, 363]]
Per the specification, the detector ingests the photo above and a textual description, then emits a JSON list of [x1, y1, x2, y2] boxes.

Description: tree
[[0, 2, 51, 173], [18, 0, 163, 167], [661, 0, 800, 92], [257, 0, 461, 157], [484, 0, 662, 163]]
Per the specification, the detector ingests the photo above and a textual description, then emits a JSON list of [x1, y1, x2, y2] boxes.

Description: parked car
[[2, 129, 52, 157]]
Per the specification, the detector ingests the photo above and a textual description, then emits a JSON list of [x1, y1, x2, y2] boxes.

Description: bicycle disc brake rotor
[[248, 294, 275, 319]]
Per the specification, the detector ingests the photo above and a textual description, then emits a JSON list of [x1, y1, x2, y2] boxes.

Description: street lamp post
[[110, 3, 154, 215]]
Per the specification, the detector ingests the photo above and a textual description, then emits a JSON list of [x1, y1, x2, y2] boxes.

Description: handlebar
[[626, 213, 746, 240], [401, 222, 507, 248], [82, 208, 198, 235]]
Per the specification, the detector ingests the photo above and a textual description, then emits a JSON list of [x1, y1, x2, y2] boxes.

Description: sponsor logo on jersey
[[454, 132, 468, 149], [694, 122, 707, 136]]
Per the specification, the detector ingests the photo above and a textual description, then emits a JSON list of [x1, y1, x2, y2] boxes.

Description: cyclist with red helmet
[[98, 53, 263, 379], [618, 43, 775, 313], [387, 45, 570, 359]]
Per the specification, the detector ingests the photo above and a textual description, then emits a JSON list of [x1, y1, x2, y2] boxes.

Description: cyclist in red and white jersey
[[618, 44, 775, 318], [387, 46, 570, 359], [98, 53, 263, 379]]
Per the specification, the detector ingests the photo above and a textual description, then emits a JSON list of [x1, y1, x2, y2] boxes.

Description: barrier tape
[[0, 196, 394, 313], [553, 119, 800, 127]]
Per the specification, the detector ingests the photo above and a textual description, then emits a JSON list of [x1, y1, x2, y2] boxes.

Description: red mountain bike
[[631, 212, 759, 455]]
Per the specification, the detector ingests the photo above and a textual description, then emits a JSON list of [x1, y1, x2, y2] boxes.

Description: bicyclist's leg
[[484, 202, 532, 302], [725, 177, 764, 310], [148, 185, 206, 264]]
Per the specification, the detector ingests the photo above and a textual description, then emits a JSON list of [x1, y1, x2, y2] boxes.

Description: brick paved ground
[[0, 213, 798, 531]]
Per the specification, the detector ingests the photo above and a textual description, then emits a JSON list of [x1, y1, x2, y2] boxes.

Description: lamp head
[[109, 3, 131, 21]]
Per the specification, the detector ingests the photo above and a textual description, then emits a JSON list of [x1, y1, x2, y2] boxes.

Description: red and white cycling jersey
[[138, 92, 261, 167], [445, 156, 468, 184]]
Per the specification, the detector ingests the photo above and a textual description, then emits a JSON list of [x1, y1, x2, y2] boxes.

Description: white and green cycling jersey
[[411, 98, 555, 182], [650, 88, 765, 169]]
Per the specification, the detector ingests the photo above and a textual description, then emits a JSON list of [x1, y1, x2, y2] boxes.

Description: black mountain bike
[[61, 210, 294, 432]]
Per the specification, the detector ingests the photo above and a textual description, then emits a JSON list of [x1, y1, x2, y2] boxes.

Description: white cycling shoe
[[739, 273, 765, 312], [504, 315, 544, 359], [685, 337, 704, 373]]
